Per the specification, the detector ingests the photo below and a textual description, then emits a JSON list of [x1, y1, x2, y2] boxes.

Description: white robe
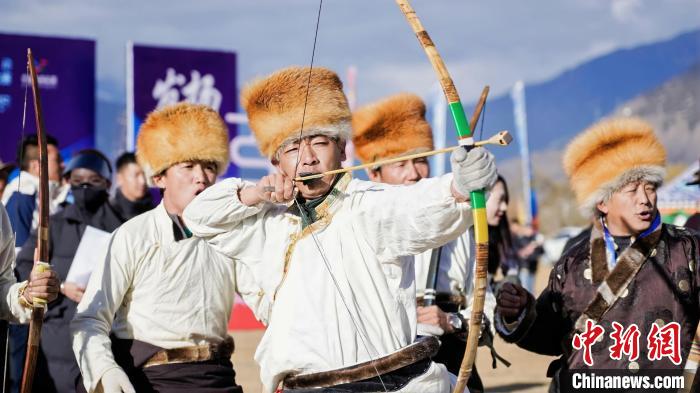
[[71, 203, 238, 393], [0, 204, 32, 323], [183, 173, 472, 392], [414, 229, 496, 335]]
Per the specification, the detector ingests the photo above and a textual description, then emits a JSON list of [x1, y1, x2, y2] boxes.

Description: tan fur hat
[[352, 93, 433, 164], [136, 103, 230, 179], [241, 66, 351, 158], [563, 117, 666, 217]]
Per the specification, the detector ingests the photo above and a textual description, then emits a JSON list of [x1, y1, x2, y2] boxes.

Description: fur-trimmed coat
[[496, 224, 699, 383]]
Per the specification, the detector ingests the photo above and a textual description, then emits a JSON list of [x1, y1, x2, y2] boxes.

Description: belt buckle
[[208, 343, 219, 360]]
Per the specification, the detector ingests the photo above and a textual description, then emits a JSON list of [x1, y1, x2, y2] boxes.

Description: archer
[[182, 66, 498, 393]]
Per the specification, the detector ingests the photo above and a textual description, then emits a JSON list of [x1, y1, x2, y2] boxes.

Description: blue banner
[[0, 32, 95, 164], [128, 43, 238, 177]]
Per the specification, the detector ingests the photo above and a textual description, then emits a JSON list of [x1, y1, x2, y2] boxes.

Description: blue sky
[[2, 0, 699, 105]]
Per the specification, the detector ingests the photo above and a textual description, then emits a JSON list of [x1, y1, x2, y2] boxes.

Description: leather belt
[[283, 335, 439, 389], [143, 336, 235, 369]]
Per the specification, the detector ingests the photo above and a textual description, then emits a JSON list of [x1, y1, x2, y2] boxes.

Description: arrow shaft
[[295, 129, 508, 182]]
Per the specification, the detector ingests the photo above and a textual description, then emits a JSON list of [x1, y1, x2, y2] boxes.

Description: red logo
[[608, 322, 640, 361], [572, 320, 682, 366], [572, 320, 606, 366], [647, 322, 681, 365]]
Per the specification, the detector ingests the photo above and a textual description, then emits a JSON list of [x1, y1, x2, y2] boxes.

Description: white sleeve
[[234, 261, 270, 326], [350, 173, 472, 263], [0, 206, 31, 323], [183, 177, 265, 236], [183, 178, 274, 322], [183, 177, 280, 265], [71, 229, 134, 393]]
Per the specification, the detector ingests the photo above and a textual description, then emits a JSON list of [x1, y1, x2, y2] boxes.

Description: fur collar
[[575, 223, 663, 331]]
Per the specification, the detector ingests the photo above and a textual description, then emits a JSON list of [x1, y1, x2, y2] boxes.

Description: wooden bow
[[393, 2, 493, 392], [21, 48, 51, 393]]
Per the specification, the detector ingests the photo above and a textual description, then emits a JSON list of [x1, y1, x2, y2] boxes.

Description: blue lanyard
[[601, 213, 661, 268]]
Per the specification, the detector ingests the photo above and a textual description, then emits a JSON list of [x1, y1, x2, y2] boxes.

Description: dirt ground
[[231, 265, 556, 393]]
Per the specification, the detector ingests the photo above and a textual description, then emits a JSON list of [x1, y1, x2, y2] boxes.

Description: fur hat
[[562, 117, 666, 217], [352, 93, 433, 164], [137, 103, 230, 179], [241, 66, 351, 158]]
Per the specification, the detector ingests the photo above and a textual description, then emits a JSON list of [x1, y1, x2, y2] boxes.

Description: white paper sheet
[[66, 225, 112, 288]]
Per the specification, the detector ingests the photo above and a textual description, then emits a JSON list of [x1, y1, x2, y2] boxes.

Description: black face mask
[[71, 184, 109, 212]]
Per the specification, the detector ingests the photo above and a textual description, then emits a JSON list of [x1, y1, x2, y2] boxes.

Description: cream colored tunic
[[71, 203, 237, 393], [0, 204, 32, 323], [183, 174, 472, 392], [414, 229, 496, 332]]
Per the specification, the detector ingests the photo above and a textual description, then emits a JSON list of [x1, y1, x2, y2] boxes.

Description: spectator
[[510, 220, 544, 293], [0, 203, 59, 385], [2, 134, 67, 393], [0, 161, 16, 198], [2, 134, 66, 248], [486, 175, 520, 284], [15, 149, 126, 393], [111, 152, 153, 220], [495, 117, 700, 392], [685, 159, 700, 232]]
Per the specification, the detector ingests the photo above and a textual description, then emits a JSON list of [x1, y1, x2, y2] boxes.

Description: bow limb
[[21, 48, 51, 393], [394, 2, 490, 392]]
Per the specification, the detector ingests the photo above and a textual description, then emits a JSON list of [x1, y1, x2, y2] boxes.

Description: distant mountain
[[613, 63, 700, 163], [497, 63, 700, 234], [457, 29, 700, 161]]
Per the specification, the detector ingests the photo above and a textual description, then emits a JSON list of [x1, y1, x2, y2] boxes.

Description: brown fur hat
[[136, 103, 229, 179], [563, 117, 666, 217], [241, 66, 351, 158], [352, 93, 433, 164]]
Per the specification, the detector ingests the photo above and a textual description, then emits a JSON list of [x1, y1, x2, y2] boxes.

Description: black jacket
[[16, 201, 124, 393], [110, 188, 154, 222]]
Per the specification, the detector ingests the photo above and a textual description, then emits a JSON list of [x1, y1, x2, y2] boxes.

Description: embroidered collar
[[287, 173, 352, 228]]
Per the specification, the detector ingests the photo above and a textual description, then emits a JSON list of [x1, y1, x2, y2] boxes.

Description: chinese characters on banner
[[152, 68, 223, 111], [0, 33, 95, 164], [572, 320, 682, 366], [128, 43, 238, 177]]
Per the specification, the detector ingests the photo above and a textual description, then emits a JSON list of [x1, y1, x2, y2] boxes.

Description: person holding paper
[[16, 148, 124, 393], [71, 103, 243, 393]]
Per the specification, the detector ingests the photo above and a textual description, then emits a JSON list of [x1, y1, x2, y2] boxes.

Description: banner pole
[[125, 40, 134, 151], [511, 80, 534, 226]]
